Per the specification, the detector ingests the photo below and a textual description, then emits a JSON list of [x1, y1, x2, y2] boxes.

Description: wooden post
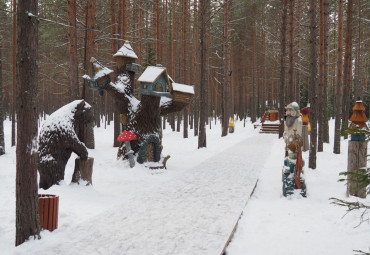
[[347, 100, 367, 198], [347, 141, 367, 198], [71, 157, 94, 185], [302, 125, 309, 152]]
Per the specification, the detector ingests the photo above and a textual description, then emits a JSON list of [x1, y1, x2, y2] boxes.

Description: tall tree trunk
[[183, 0, 189, 138], [193, 0, 199, 137], [318, 0, 324, 152], [16, 0, 41, 246], [308, 0, 318, 169], [322, 0, 330, 143], [353, 0, 362, 100], [11, 0, 16, 147], [198, 0, 209, 148], [295, 0, 303, 105], [68, 0, 79, 100], [82, 0, 96, 149], [342, 0, 353, 139], [155, 0, 160, 63], [110, 0, 120, 147], [171, 0, 176, 78], [222, 0, 231, 136], [250, 3, 257, 123], [0, 44, 4, 155], [334, 0, 343, 154], [121, 0, 127, 38], [288, 0, 294, 103], [279, 0, 288, 138], [261, 7, 266, 115]]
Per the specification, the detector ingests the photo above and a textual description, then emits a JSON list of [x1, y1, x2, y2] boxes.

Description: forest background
[[0, 0, 369, 157], [0, 0, 369, 247]]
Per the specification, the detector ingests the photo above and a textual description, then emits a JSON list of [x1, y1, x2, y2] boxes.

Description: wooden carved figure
[[83, 42, 194, 167], [282, 102, 306, 197], [38, 100, 93, 189]]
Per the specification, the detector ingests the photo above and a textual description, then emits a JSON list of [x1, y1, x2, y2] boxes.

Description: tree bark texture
[[16, 0, 41, 245], [183, 0, 189, 139], [342, 0, 353, 139], [322, 0, 330, 143], [68, 0, 79, 100], [0, 44, 4, 155], [279, 0, 288, 138], [82, 0, 96, 149], [222, 0, 232, 136], [308, 0, 318, 169], [198, 0, 209, 148], [11, 0, 16, 147], [288, 0, 294, 103], [250, 3, 257, 124], [0, 44, 5, 156], [318, 0, 324, 152], [347, 141, 367, 198], [154, 0, 159, 63], [294, 0, 303, 105], [334, 0, 343, 154]]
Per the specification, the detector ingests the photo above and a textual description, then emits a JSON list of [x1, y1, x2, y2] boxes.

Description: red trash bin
[[38, 194, 59, 232]]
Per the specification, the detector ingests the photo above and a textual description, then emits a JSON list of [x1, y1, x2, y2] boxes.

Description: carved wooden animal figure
[[38, 100, 93, 189]]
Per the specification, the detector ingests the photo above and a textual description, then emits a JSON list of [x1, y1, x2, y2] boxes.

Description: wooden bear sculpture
[[38, 100, 93, 189]]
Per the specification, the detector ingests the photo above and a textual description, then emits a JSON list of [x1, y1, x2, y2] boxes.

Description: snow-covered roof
[[83, 58, 113, 81], [172, 83, 194, 94], [138, 66, 167, 83], [168, 75, 174, 83], [113, 41, 138, 59]]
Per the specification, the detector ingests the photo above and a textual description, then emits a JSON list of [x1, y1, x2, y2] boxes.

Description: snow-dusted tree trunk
[[15, 0, 40, 246]]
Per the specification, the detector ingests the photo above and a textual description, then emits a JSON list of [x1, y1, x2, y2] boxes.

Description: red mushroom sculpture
[[117, 131, 137, 168]]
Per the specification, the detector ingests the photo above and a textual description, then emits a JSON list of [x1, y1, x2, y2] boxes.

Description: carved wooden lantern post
[[347, 100, 368, 198], [300, 103, 310, 152]]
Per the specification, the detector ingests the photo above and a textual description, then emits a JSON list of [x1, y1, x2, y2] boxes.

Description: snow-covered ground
[[0, 117, 369, 254]]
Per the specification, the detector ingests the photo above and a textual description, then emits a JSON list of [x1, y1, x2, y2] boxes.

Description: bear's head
[[74, 100, 94, 125]]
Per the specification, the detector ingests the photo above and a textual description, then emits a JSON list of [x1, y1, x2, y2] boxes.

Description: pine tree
[[308, 0, 318, 169], [15, 0, 41, 246]]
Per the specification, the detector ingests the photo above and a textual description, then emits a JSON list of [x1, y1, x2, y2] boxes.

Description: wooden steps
[[259, 110, 280, 134], [259, 123, 280, 134]]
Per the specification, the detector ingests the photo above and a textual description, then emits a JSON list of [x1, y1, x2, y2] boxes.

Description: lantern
[[83, 57, 113, 96]]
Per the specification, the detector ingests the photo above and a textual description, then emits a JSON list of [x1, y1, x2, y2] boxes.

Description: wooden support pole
[[71, 157, 94, 185], [302, 125, 309, 152], [347, 141, 367, 198]]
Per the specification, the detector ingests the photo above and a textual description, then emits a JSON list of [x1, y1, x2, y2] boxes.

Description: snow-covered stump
[[347, 141, 367, 198], [71, 157, 94, 186]]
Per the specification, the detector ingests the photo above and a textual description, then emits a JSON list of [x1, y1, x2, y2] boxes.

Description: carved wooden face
[[285, 103, 299, 117]]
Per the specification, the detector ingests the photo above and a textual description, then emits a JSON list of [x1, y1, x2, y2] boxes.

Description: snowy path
[[12, 134, 274, 255]]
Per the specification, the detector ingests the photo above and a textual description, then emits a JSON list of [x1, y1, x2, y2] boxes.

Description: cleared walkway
[[12, 134, 274, 255]]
